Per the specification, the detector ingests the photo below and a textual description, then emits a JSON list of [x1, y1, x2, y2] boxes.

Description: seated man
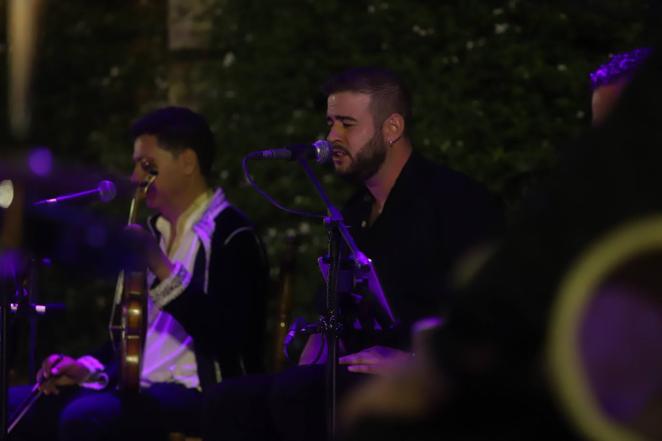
[[10, 107, 269, 441], [342, 48, 662, 441], [203, 67, 503, 441]]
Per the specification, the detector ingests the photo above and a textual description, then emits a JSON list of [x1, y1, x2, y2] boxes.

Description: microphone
[[248, 140, 332, 164], [33, 180, 117, 206], [283, 317, 307, 351], [10, 302, 66, 316], [282, 317, 320, 361]]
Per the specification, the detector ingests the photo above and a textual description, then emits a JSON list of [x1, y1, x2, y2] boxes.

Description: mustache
[[332, 144, 351, 156]]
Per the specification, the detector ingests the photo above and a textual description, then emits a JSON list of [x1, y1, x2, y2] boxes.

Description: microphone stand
[[296, 157, 370, 441], [0, 271, 9, 441], [0, 179, 25, 441], [0, 253, 62, 440]]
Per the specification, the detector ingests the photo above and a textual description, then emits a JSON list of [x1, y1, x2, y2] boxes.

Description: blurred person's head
[[590, 48, 651, 126]]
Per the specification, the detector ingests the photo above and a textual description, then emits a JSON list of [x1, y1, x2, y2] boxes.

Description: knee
[[59, 394, 119, 441], [203, 375, 274, 441], [270, 365, 324, 404], [204, 377, 257, 414], [204, 375, 275, 420]]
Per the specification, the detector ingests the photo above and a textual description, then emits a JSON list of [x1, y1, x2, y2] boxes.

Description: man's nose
[[326, 123, 342, 144], [130, 166, 144, 185]]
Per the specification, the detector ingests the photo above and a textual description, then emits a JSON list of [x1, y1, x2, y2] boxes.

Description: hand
[[339, 345, 413, 375], [299, 334, 327, 366], [124, 224, 174, 281], [340, 356, 446, 428], [36, 354, 91, 395]]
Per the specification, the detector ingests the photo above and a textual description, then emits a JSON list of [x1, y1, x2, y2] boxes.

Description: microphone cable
[[241, 154, 325, 219]]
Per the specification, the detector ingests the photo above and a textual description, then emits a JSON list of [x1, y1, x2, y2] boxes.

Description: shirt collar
[[347, 152, 421, 229], [155, 189, 225, 253]]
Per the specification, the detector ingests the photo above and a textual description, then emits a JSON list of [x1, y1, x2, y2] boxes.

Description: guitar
[[110, 167, 156, 393]]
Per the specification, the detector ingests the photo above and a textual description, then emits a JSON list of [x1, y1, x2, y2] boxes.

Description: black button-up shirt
[[338, 152, 503, 351]]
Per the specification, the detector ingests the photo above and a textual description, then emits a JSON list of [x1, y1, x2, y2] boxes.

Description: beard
[[335, 132, 388, 183]]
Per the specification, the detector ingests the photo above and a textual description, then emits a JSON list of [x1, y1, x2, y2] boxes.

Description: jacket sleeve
[[151, 213, 268, 376]]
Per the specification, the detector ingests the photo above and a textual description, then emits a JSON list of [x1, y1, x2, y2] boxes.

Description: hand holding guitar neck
[[123, 224, 175, 282]]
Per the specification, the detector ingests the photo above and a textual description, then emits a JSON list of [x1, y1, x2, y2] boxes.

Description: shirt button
[[361, 220, 367, 228]]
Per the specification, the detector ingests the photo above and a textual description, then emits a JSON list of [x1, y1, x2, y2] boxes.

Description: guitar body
[[119, 270, 148, 393]]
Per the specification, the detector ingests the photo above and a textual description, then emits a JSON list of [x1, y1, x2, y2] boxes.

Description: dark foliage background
[[0, 0, 656, 379]]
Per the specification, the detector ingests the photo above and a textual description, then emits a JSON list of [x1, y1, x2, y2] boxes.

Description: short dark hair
[[322, 67, 412, 134], [130, 106, 215, 180], [590, 48, 652, 91]]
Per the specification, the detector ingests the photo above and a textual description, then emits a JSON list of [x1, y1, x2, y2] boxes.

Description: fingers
[[37, 354, 65, 395], [37, 354, 73, 382], [340, 348, 385, 375], [38, 354, 87, 394], [346, 364, 382, 375], [41, 379, 61, 396], [339, 346, 387, 365], [339, 352, 380, 366], [39, 354, 62, 380], [123, 224, 149, 246], [125, 223, 145, 232], [339, 346, 414, 375], [123, 224, 168, 274]]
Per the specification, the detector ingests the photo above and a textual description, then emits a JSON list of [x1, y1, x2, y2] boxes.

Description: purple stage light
[[28, 146, 53, 177], [0, 180, 14, 208], [0, 250, 21, 279]]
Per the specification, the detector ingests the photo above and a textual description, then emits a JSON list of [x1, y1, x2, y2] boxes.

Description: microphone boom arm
[[32, 180, 117, 206], [33, 188, 99, 206]]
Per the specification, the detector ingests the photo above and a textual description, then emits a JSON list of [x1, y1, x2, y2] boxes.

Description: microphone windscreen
[[313, 140, 332, 164], [98, 180, 117, 203]]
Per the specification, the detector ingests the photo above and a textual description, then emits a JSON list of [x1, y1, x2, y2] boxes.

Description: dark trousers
[[9, 382, 202, 441], [203, 364, 363, 441]]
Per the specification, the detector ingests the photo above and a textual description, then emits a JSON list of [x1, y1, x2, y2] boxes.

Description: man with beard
[[343, 50, 662, 441], [203, 67, 502, 441]]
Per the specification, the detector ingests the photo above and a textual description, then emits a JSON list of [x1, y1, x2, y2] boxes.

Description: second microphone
[[247, 140, 332, 164]]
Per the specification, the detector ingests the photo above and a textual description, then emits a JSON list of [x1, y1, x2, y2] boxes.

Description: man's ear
[[382, 113, 405, 145], [180, 148, 199, 175]]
